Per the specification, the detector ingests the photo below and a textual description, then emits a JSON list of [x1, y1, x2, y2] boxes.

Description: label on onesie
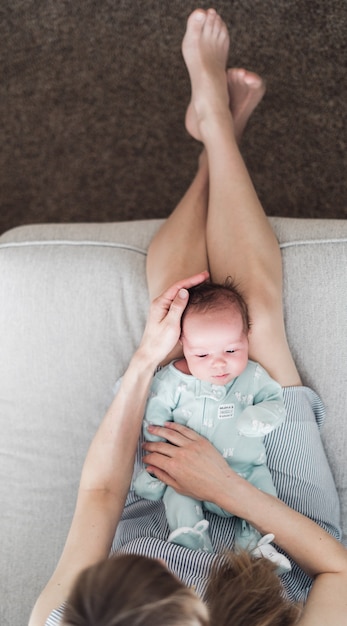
[[218, 403, 235, 420]]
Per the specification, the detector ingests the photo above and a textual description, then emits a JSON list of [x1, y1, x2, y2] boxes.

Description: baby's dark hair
[[181, 279, 250, 336]]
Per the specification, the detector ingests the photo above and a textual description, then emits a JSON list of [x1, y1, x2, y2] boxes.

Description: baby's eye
[[226, 350, 236, 354], [197, 354, 208, 358]]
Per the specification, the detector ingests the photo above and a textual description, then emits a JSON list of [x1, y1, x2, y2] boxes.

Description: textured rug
[[1, 0, 346, 235]]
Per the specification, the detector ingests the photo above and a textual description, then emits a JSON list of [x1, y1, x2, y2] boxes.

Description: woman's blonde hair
[[63, 553, 209, 626], [206, 550, 302, 626], [64, 551, 302, 626]]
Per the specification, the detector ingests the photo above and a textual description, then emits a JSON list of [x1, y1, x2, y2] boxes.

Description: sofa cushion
[[0, 218, 346, 626]]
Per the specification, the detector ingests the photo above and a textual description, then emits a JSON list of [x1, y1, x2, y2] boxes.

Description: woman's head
[[63, 551, 301, 626], [63, 553, 209, 626]]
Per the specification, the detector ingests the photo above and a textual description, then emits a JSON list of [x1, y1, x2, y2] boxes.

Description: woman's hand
[[142, 421, 241, 507], [137, 271, 209, 366]]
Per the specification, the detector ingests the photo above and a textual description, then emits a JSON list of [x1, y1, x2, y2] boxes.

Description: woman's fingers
[[162, 271, 209, 303], [140, 272, 209, 362], [152, 271, 209, 322], [141, 422, 235, 502], [146, 421, 201, 444], [162, 288, 190, 325], [142, 439, 177, 458]]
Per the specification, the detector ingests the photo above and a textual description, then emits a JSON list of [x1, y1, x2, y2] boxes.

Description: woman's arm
[[29, 272, 208, 626], [143, 422, 347, 626]]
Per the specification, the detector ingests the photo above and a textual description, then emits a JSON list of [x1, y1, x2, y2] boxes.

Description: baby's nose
[[212, 354, 226, 366]]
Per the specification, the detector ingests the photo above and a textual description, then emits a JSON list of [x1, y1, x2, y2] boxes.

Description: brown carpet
[[1, 0, 346, 235]]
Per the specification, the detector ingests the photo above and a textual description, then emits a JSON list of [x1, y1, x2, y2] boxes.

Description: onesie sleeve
[[236, 364, 286, 437], [142, 366, 177, 442]]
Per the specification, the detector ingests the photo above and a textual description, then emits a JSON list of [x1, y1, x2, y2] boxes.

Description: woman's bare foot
[[187, 67, 265, 144], [182, 8, 230, 142], [227, 68, 266, 143]]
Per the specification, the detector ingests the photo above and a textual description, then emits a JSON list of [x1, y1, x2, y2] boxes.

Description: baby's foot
[[227, 68, 266, 142], [252, 533, 292, 576], [182, 8, 230, 142], [168, 520, 214, 552]]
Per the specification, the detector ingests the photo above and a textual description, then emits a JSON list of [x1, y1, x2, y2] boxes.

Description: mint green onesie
[[134, 359, 286, 552]]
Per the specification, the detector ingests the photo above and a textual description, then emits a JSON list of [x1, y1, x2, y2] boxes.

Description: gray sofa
[[0, 218, 346, 626]]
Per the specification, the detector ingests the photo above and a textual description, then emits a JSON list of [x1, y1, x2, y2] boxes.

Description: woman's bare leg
[[226, 68, 266, 143], [147, 65, 265, 365], [146, 153, 209, 302], [146, 69, 265, 301], [182, 8, 300, 386]]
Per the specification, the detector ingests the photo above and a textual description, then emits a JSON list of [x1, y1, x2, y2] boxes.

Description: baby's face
[[181, 308, 249, 385]]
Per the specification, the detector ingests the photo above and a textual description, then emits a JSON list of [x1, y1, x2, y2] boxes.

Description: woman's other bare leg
[[147, 67, 264, 301], [182, 9, 301, 386], [146, 153, 209, 302]]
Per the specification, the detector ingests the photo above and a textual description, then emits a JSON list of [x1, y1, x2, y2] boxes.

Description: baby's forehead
[[184, 301, 241, 321], [182, 305, 244, 336]]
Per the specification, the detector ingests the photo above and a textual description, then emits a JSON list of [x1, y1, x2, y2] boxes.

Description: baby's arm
[[134, 367, 179, 499], [143, 367, 177, 442], [237, 364, 286, 437]]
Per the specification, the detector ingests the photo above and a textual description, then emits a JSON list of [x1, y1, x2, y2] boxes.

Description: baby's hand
[[237, 403, 285, 436]]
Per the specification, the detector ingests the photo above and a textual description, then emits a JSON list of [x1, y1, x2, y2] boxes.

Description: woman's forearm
[[79, 274, 207, 499], [29, 350, 158, 626], [80, 348, 158, 496], [215, 473, 346, 578], [29, 276, 208, 626], [143, 422, 347, 582], [227, 480, 347, 626]]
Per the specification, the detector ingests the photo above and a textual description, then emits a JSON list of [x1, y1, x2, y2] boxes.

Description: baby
[[134, 280, 291, 573]]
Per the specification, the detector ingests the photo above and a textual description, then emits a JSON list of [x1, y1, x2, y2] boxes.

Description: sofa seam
[[0, 238, 346, 254], [279, 238, 347, 249], [0, 240, 148, 255]]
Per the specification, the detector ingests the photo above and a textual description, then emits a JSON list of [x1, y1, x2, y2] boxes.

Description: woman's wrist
[[118, 346, 160, 398], [213, 470, 259, 519], [210, 466, 281, 538], [130, 344, 161, 373]]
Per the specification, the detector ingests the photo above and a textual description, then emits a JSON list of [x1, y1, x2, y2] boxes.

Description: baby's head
[[180, 280, 250, 385]]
